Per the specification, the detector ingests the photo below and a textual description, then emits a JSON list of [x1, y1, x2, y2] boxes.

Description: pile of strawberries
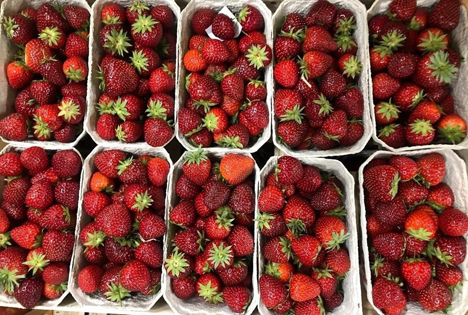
[[273, 0, 365, 151], [0, 3, 90, 143], [94, 1, 176, 146], [370, 0, 467, 148], [364, 153, 468, 314], [178, 5, 271, 149], [165, 151, 256, 312], [76, 150, 170, 303], [258, 156, 351, 314], [0, 147, 82, 308]]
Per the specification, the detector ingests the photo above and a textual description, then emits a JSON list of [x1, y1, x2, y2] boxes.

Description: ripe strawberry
[[63, 56, 88, 83], [320, 70, 346, 99], [414, 51, 458, 89], [398, 180, 428, 206], [237, 4, 263, 32], [374, 197, 406, 227], [30, 81, 58, 106], [201, 39, 230, 64], [277, 120, 308, 148], [276, 156, 303, 185], [334, 88, 363, 118], [101, 57, 139, 98], [401, 258, 432, 290], [231, 55, 260, 80], [393, 83, 424, 112], [389, 0, 416, 21], [435, 262, 463, 288], [303, 26, 337, 53], [228, 183, 254, 214], [427, 183, 454, 210], [372, 73, 400, 100], [405, 119, 435, 145], [173, 227, 203, 256], [78, 265, 104, 293], [283, 195, 315, 234], [322, 110, 347, 141], [238, 31, 266, 54], [170, 200, 196, 228], [417, 153, 446, 186], [438, 114, 467, 144], [311, 267, 337, 298], [419, 279, 452, 311], [63, 4, 89, 30], [340, 121, 364, 147], [6, 61, 33, 89], [404, 208, 437, 241], [96, 203, 131, 238], [212, 13, 235, 40], [223, 286, 251, 313], [315, 216, 348, 250], [364, 165, 400, 202], [439, 207, 468, 237], [151, 5, 174, 30], [282, 13, 306, 32], [196, 273, 223, 304], [3, 13, 36, 45], [139, 213, 166, 240], [64, 31, 89, 59], [372, 277, 406, 310], [40, 204, 72, 230], [25, 181, 54, 210], [372, 232, 405, 261], [388, 156, 417, 181], [188, 74, 222, 105], [303, 51, 334, 79], [274, 60, 298, 88], [39, 26, 66, 49], [14, 88, 37, 118], [36, 3, 70, 32], [226, 225, 254, 257], [259, 274, 288, 309], [14, 278, 44, 309], [274, 33, 302, 61], [428, 0, 460, 32], [433, 236, 467, 266], [120, 260, 150, 292], [191, 8, 216, 35], [43, 262, 68, 285], [219, 154, 254, 186], [370, 46, 390, 72], [11, 222, 42, 250], [51, 150, 81, 178], [146, 156, 169, 187], [144, 118, 173, 147], [42, 230, 74, 262], [131, 15, 163, 47], [291, 235, 321, 267], [183, 49, 207, 72], [289, 274, 320, 302], [172, 277, 196, 300], [61, 82, 87, 98]]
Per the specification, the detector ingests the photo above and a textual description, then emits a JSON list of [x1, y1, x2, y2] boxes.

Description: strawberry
[[371, 255, 400, 278], [63, 56, 88, 82], [42, 262, 68, 285], [282, 13, 306, 33], [401, 258, 432, 290], [338, 55, 361, 79], [14, 88, 37, 118], [228, 183, 254, 214], [372, 73, 400, 100], [96, 203, 131, 238], [203, 108, 229, 134], [315, 216, 348, 250], [39, 26, 66, 49], [274, 60, 298, 88], [175, 174, 200, 199], [277, 120, 308, 148], [294, 298, 323, 315], [6, 61, 33, 89], [289, 274, 320, 302], [370, 46, 390, 72], [116, 121, 143, 143], [372, 232, 405, 261], [120, 260, 150, 292], [398, 180, 428, 206], [63, 32, 88, 59], [276, 156, 303, 185], [25, 181, 54, 210], [428, 0, 460, 32], [63, 4, 89, 30], [144, 118, 174, 147], [372, 277, 405, 310], [202, 39, 230, 64], [101, 57, 139, 98], [311, 267, 337, 298], [40, 204, 72, 230], [302, 51, 334, 80], [36, 3, 70, 32], [191, 8, 216, 35], [131, 15, 163, 47], [283, 196, 315, 235], [78, 265, 104, 293], [405, 207, 437, 241], [52, 150, 81, 178], [408, 101, 441, 125], [393, 83, 424, 112], [212, 13, 235, 40], [196, 273, 223, 304], [116, 157, 147, 184], [405, 119, 435, 145], [226, 225, 254, 257], [417, 153, 445, 186], [435, 262, 463, 288], [340, 121, 364, 147], [245, 43, 272, 70], [374, 197, 406, 227], [131, 47, 161, 78], [182, 149, 211, 186], [303, 26, 337, 53], [438, 114, 467, 144], [30, 81, 58, 106], [320, 70, 346, 99], [388, 53, 417, 79], [239, 100, 269, 136], [184, 49, 207, 72], [414, 51, 458, 89], [172, 277, 196, 300], [14, 278, 44, 309], [258, 186, 284, 212], [223, 286, 251, 313], [2, 13, 36, 45], [274, 32, 302, 61], [219, 154, 254, 186], [147, 156, 169, 187], [388, 156, 417, 181], [94, 150, 126, 179], [61, 82, 87, 98], [305, 0, 336, 29], [188, 75, 222, 106], [364, 164, 400, 202], [439, 207, 468, 237], [0, 152, 24, 177], [170, 200, 196, 228], [418, 279, 452, 311], [42, 230, 74, 262], [173, 227, 203, 256], [259, 274, 288, 309], [139, 213, 166, 240], [231, 56, 260, 81], [238, 31, 266, 53], [291, 235, 321, 267], [11, 222, 42, 250], [427, 183, 454, 210], [322, 110, 347, 141], [99, 266, 130, 303], [151, 5, 174, 30], [389, 0, 416, 22], [3, 177, 30, 207], [237, 5, 263, 32]]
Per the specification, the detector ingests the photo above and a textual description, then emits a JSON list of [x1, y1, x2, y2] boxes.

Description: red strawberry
[[78, 265, 104, 293], [42, 230, 74, 262], [413, 51, 458, 89], [322, 110, 347, 141], [417, 153, 445, 186], [372, 232, 405, 261], [374, 197, 406, 227], [274, 60, 298, 88], [223, 286, 251, 313], [191, 8, 216, 35], [282, 13, 306, 33], [305, 0, 336, 29], [372, 73, 400, 100], [276, 156, 303, 185], [418, 279, 452, 311], [427, 183, 454, 210], [378, 124, 407, 148], [6, 61, 33, 89], [259, 274, 288, 309], [65, 32, 89, 58], [428, 0, 460, 32], [274, 33, 302, 61], [96, 203, 131, 238], [139, 213, 165, 240], [120, 260, 150, 292], [131, 15, 163, 47], [401, 258, 432, 290], [101, 57, 139, 98], [3, 13, 36, 45], [439, 207, 468, 237], [405, 208, 437, 241], [151, 5, 174, 30], [433, 236, 466, 266], [303, 26, 337, 53], [291, 235, 321, 267], [289, 273, 320, 302], [0, 152, 24, 177], [212, 13, 235, 40], [196, 273, 223, 304], [435, 262, 463, 288], [398, 180, 428, 206], [364, 165, 400, 202], [14, 278, 44, 309], [388, 156, 418, 181], [11, 222, 42, 250], [372, 277, 405, 310], [172, 277, 196, 300], [237, 5, 263, 32], [303, 51, 334, 79]]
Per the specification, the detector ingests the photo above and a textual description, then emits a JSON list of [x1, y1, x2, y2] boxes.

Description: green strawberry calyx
[[409, 119, 435, 136], [325, 230, 350, 251], [280, 105, 304, 124], [314, 93, 334, 116], [207, 242, 233, 270], [0, 266, 25, 294], [132, 14, 158, 35], [164, 249, 190, 277], [83, 230, 106, 248], [39, 26, 63, 47], [379, 30, 406, 52], [146, 100, 168, 120], [104, 282, 131, 305], [104, 28, 132, 57], [197, 280, 224, 304], [246, 44, 270, 70], [255, 212, 275, 231], [183, 147, 208, 166], [376, 100, 400, 122], [378, 123, 399, 138], [132, 190, 153, 211], [23, 251, 49, 276], [202, 112, 222, 133], [129, 0, 150, 14], [335, 34, 356, 53], [112, 97, 130, 121], [427, 51, 458, 84], [418, 30, 448, 53], [130, 50, 149, 74], [0, 233, 11, 249], [335, 16, 356, 36], [438, 122, 467, 145], [342, 55, 362, 79], [58, 98, 82, 121]]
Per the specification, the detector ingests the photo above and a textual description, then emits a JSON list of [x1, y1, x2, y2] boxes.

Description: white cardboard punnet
[[257, 156, 362, 315], [70, 144, 173, 312], [0, 144, 83, 309], [359, 149, 468, 315], [368, 0, 468, 152], [163, 151, 260, 315], [175, 0, 273, 153], [84, 0, 180, 148], [0, 0, 90, 147], [271, 0, 372, 157]]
